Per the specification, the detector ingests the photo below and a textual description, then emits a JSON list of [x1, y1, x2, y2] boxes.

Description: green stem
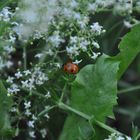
[[58, 102, 91, 120], [95, 120, 122, 135], [23, 46, 27, 70], [58, 102, 122, 135], [59, 83, 67, 102], [135, 133, 140, 140], [118, 85, 140, 94], [38, 105, 57, 117]]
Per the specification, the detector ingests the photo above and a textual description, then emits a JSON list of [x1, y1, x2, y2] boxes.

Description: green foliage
[[59, 55, 119, 140], [113, 24, 140, 79], [59, 24, 140, 140], [0, 81, 13, 137]]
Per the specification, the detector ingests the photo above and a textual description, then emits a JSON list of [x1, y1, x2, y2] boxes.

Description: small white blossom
[[9, 33, 16, 43], [44, 113, 50, 119], [23, 70, 31, 76], [32, 114, 37, 121], [21, 80, 29, 88], [40, 129, 47, 138], [92, 41, 100, 49], [48, 31, 64, 48], [10, 107, 17, 112], [28, 120, 35, 128], [6, 61, 13, 68], [6, 76, 14, 83], [104, 133, 132, 140], [25, 109, 32, 116], [7, 84, 20, 94], [90, 22, 104, 35], [4, 45, 15, 54], [35, 53, 43, 58], [91, 52, 101, 60], [45, 91, 51, 99], [29, 131, 36, 138], [15, 71, 23, 79], [24, 101, 31, 109], [73, 59, 82, 64]]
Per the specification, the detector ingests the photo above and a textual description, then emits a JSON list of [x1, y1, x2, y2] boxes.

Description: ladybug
[[63, 61, 79, 74]]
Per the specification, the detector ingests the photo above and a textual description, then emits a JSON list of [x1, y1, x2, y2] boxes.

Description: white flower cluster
[[13, 0, 59, 40], [12, 0, 106, 60], [104, 133, 132, 140], [6, 67, 48, 96], [113, 0, 133, 15], [11, 0, 138, 61], [0, 7, 16, 71], [0, 7, 13, 22]]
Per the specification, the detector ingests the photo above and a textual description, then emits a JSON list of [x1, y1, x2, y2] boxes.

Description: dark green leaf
[[59, 55, 119, 140], [113, 24, 140, 79], [0, 80, 13, 137]]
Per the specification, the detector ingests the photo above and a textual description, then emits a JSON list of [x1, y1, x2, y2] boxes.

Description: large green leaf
[[0, 81, 13, 137], [59, 55, 119, 140], [113, 24, 140, 79], [59, 24, 140, 140]]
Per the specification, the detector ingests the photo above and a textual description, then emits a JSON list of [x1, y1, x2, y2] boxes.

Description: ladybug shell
[[63, 62, 79, 74]]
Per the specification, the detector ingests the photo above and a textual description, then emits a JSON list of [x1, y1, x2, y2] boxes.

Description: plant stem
[[135, 133, 140, 140], [95, 120, 122, 135], [58, 102, 122, 135], [118, 85, 140, 94], [23, 46, 27, 70], [59, 83, 67, 102], [38, 105, 57, 117], [58, 102, 91, 120]]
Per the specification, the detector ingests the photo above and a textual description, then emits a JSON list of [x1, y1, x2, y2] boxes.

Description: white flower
[[45, 49, 54, 56], [48, 31, 64, 48], [123, 20, 133, 28], [73, 59, 82, 64], [0, 7, 13, 22], [35, 53, 43, 58], [6, 76, 14, 83], [29, 131, 36, 138], [44, 113, 50, 119], [104, 133, 132, 140], [91, 52, 101, 59], [92, 41, 100, 49], [15, 71, 23, 79], [10, 107, 17, 112], [79, 40, 90, 52], [66, 45, 79, 56], [40, 129, 47, 138], [23, 70, 31, 76], [25, 109, 32, 116], [28, 120, 35, 128], [70, 36, 78, 44], [6, 61, 13, 68], [90, 22, 103, 35], [7, 84, 20, 94], [32, 114, 37, 121], [4, 45, 15, 54], [88, 3, 98, 12], [45, 91, 51, 99], [9, 33, 16, 43], [21, 80, 29, 88], [24, 101, 31, 109], [70, 0, 78, 8]]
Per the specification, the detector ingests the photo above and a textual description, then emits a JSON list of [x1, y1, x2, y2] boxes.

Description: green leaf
[[113, 24, 140, 79], [59, 114, 94, 140], [59, 55, 119, 140], [0, 81, 13, 137], [59, 24, 140, 140]]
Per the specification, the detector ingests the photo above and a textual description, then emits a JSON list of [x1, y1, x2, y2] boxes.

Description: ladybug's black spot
[[71, 69, 74, 73]]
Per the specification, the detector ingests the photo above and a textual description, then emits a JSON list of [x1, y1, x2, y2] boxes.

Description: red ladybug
[[63, 61, 79, 74]]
